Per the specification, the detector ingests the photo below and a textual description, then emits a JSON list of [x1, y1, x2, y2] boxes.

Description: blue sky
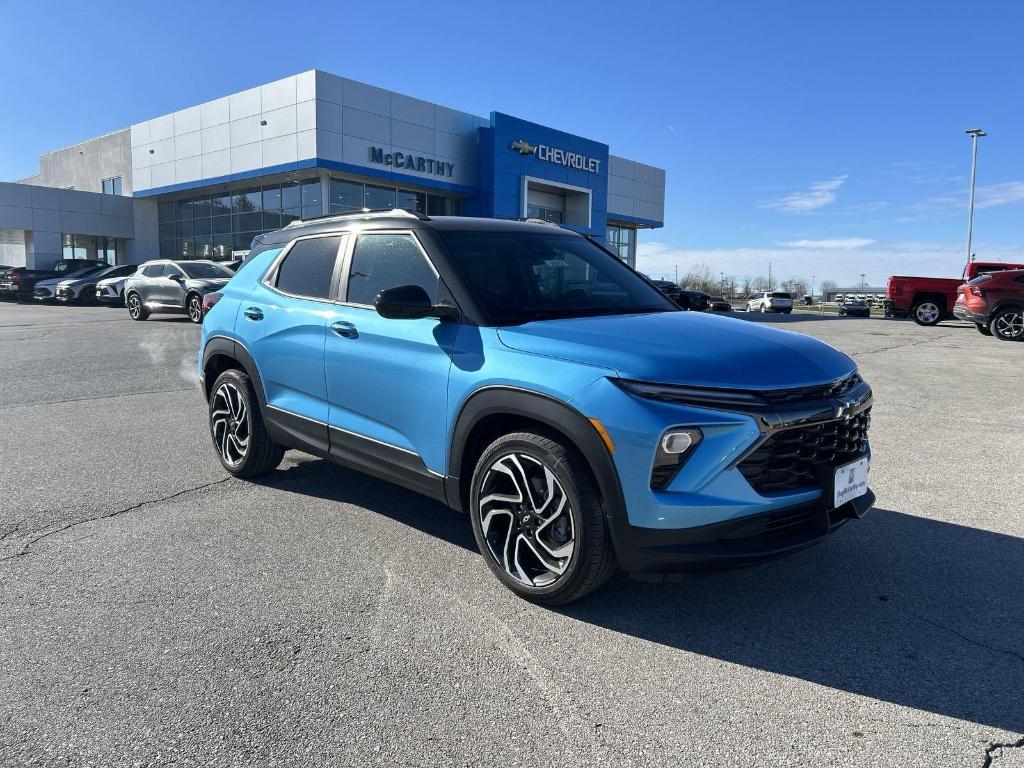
[[2, 0, 1022, 286]]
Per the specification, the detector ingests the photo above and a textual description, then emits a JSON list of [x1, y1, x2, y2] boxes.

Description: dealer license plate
[[834, 456, 869, 507]]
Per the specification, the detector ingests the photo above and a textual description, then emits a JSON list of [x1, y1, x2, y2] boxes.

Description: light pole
[[860, 273, 866, 291], [965, 128, 987, 263]]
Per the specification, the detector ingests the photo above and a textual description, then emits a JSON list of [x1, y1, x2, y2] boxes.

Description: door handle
[[330, 320, 358, 339], [243, 307, 263, 321]]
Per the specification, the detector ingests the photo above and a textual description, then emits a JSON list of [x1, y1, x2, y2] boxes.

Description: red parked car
[[954, 269, 1024, 341], [885, 260, 1024, 326]]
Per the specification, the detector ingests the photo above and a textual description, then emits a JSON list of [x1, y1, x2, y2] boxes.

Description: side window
[[274, 236, 342, 299], [162, 263, 182, 278], [347, 233, 437, 306], [142, 264, 163, 277]]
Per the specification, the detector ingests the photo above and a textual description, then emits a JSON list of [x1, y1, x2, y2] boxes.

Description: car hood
[[97, 276, 128, 288], [34, 277, 68, 289], [495, 311, 856, 389], [185, 277, 230, 290]]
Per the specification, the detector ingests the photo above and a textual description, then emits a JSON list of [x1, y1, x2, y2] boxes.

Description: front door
[[323, 231, 457, 484], [157, 262, 188, 307]]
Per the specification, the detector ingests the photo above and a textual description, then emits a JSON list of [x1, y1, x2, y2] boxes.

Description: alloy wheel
[[188, 295, 202, 323], [993, 310, 1024, 340], [916, 302, 940, 324], [477, 453, 575, 587], [128, 294, 141, 318], [210, 382, 250, 467]]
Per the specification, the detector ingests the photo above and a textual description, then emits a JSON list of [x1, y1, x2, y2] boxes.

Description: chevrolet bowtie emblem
[[509, 139, 537, 155]]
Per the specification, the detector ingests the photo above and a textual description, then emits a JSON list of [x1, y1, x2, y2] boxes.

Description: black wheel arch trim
[[201, 335, 268, 409], [446, 386, 628, 523]]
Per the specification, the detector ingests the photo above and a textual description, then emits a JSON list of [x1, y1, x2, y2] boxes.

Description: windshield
[[178, 262, 232, 279], [967, 274, 993, 285], [436, 231, 675, 325]]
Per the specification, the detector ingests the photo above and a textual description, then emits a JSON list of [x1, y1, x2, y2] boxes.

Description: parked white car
[[31, 264, 107, 302], [95, 267, 141, 305], [746, 291, 794, 314], [56, 264, 137, 304]]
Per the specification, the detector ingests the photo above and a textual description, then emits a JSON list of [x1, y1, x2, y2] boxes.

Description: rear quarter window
[[274, 236, 343, 299]]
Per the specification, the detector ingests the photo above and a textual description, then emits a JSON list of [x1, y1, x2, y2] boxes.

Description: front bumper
[[611, 490, 874, 575], [33, 289, 55, 302]]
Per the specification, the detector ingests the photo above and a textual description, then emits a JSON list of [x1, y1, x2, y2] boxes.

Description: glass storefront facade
[[157, 175, 462, 261], [62, 234, 123, 265], [606, 225, 636, 266]]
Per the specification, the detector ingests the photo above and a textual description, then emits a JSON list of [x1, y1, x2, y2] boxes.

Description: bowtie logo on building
[[509, 139, 537, 155]]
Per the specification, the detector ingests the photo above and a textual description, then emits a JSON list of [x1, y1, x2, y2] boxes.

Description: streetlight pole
[[965, 128, 987, 263]]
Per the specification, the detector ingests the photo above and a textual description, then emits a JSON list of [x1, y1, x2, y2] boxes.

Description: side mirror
[[168, 273, 183, 282], [375, 284, 456, 320]]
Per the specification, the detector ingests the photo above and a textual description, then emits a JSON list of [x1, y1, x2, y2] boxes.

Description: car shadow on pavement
[[561, 508, 1024, 733], [251, 457, 477, 553]]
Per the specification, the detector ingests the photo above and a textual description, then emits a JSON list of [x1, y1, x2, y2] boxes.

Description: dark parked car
[[679, 289, 711, 312], [123, 260, 233, 323], [838, 300, 871, 317], [707, 296, 732, 312], [0, 259, 107, 302], [648, 279, 683, 305]]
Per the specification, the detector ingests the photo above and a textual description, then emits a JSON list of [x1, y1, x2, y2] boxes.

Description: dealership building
[[0, 69, 665, 270]]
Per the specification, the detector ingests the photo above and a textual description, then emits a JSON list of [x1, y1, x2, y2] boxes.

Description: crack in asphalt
[[895, 605, 1024, 665], [0, 386, 196, 410], [983, 736, 1024, 767], [0, 477, 233, 563], [851, 331, 961, 357]]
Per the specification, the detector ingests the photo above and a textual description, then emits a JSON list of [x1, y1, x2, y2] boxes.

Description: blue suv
[[199, 210, 873, 604]]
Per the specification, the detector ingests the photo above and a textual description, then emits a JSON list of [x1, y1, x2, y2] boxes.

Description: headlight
[[651, 427, 703, 490]]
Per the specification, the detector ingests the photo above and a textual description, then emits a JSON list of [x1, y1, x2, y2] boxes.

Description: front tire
[[991, 307, 1024, 341], [186, 292, 203, 324], [208, 369, 285, 477], [759, 303, 768, 313], [912, 300, 943, 326], [126, 292, 148, 321], [469, 431, 616, 605]]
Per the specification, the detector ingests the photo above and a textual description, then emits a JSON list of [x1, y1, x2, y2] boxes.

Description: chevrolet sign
[[509, 139, 601, 173], [368, 147, 454, 177]]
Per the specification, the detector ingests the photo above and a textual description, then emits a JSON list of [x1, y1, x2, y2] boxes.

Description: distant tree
[[677, 262, 719, 294]]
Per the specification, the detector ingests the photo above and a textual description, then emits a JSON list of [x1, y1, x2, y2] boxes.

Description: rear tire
[[208, 368, 285, 477], [127, 292, 148, 321], [912, 300, 943, 326], [975, 321, 992, 336], [469, 430, 616, 605], [990, 307, 1024, 341]]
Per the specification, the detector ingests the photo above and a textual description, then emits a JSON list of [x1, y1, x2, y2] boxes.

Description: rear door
[[323, 230, 457, 480], [240, 234, 346, 453]]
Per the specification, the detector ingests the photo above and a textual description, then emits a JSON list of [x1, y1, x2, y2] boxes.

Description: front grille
[[759, 372, 862, 406], [738, 408, 871, 494]]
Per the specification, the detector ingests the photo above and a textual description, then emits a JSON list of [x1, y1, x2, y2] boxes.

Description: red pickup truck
[[885, 261, 1024, 325]]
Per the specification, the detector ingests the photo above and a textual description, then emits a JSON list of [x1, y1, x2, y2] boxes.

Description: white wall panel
[[201, 123, 230, 153], [260, 77, 296, 112], [261, 105, 297, 140], [174, 131, 202, 159], [200, 97, 230, 128], [229, 87, 261, 120], [174, 106, 201, 136]]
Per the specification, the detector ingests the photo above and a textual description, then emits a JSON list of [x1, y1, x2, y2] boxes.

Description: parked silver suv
[[123, 260, 233, 323], [746, 291, 794, 314]]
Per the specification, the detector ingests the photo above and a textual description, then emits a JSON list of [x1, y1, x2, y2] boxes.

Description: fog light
[[651, 428, 703, 490], [662, 431, 696, 454]]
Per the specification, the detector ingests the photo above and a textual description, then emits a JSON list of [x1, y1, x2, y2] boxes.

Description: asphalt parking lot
[[1, 303, 1022, 768]]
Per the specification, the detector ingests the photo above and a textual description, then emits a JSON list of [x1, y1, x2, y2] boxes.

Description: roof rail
[[285, 207, 429, 227]]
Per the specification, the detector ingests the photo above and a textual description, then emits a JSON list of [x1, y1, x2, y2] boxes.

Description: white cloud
[[761, 175, 848, 213], [917, 181, 1024, 212], [777, 238, 876, 250], [668, 125, 677, 135], [975, 181, 1024, 209], [636, 239, 1024, 286]]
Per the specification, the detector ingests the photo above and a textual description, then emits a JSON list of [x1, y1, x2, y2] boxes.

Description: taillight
[[201, 291, 222, 319], [969, 286, 984, 298], [12, 272, 19, 284]]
